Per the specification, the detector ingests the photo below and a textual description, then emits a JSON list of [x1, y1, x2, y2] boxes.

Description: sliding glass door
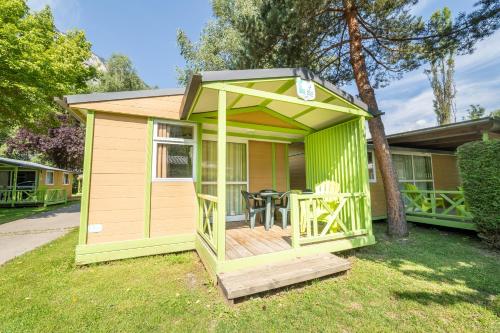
[[201, 140, 247, 220]]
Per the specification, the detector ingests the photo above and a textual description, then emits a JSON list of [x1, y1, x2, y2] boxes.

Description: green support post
[[217, 90, 226, 261], [79, 111, 95, 245], [290, 193, 300, 248], [271, 143, 276, 190], [11, 167, 18, 207], [285, 144, 290, 190]]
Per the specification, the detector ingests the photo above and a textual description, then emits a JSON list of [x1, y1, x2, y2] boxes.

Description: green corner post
[[144, 117, 154, 238], [217, 89, 226, 262], [271, 143, 277, 190], [285, 143, 290, 191], [11, 166, 18, 207], [79, 110, 95, 245]]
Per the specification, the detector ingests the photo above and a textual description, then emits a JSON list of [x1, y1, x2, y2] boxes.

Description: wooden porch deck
[[225, 221, 292, 260]]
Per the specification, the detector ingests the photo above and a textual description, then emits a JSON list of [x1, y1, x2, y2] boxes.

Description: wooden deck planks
[[225, 221, 292, 260], [218, 253, 351, 299]]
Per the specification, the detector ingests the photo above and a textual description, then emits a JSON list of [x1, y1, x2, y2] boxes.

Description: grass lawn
[[0, 223, 498, 333], [0, 201, 78, 225]]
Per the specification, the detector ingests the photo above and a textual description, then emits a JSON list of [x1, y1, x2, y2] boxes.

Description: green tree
[[0, 0, 95, 129], [178, 0, 499, 237], [425, 8, 457, 125], [465, 104, 486, 120], [90, 53, 150, 92]]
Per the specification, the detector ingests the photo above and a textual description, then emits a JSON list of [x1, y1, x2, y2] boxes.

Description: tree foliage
[[465, 104, 486, 120], [179, 0, 499, 89], [424, 8, 457, 125], [458, 140, 500, 249], [90, 53, 150, 92], [0, 0, 95, 129], [5, 114, 84, 171]]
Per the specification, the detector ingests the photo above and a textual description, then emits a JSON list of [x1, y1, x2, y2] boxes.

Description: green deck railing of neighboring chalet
[[0, 189, 67, 207], [401, 189, 476, 230], [289, 192, 369, 246]]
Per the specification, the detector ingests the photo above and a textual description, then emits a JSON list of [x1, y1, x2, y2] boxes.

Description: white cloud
[[376, 30, 500, 134]]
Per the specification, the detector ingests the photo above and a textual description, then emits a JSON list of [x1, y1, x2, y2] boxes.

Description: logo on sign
[[296, 77, 316, 101]]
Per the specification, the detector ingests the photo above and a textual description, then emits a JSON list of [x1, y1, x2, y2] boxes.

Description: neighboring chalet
[[0, 157, 75, 206]]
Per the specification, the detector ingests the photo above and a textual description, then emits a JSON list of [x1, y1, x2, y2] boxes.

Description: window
[[367, 151, 376, 182], [45, 171, 54, 185], [153, 121, 196, 180], [63, 173, 70, 185], [392, 153, 433, 190], [201, 140, 248, 219]]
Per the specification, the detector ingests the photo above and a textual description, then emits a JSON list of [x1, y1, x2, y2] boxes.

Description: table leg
[[265, 197, 271, 230]]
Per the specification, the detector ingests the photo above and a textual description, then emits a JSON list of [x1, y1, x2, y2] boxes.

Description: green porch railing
[[401, 189, 475, 230], [289, 192, 369, 246], [197, 193, 219, 254], [43, 189, 67, 207], [0, 189, 67, 207]]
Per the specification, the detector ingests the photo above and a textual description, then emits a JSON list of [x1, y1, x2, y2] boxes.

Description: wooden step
[[217, 253, 351, 300]]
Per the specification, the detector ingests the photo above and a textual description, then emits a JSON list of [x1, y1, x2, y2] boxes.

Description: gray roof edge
[[366, 144, 456, 155], [0, 157, 74, 173], [198, 68, 368, 111], [65, 87, 186, 104], [369, 116, 499, 143], [180, 68, 369, 119]]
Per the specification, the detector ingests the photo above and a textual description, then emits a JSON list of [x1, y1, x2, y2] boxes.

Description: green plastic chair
[[403, 183, 444, 212]]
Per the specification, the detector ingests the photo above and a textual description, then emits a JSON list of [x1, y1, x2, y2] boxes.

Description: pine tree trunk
[[343, 0, 408, 237]]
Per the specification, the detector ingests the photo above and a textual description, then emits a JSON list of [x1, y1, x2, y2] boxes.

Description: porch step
[[217, 253, 351, 300]]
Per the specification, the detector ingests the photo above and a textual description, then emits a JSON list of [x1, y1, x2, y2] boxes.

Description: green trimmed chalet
[[61, 68, 375, 298]]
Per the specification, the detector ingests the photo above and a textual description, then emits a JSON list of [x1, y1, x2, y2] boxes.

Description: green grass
[[0, 201, 78, 225], [0, 223, 498, 332]]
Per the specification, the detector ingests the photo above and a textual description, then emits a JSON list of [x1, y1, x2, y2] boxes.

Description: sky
[[29, 0, 500, 135]]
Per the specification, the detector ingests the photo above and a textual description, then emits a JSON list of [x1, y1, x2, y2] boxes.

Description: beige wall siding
[[150, 182, 197, 237], [249, 141, 273, 192], [71, 95, 183, 120], [87, 113, 147, 244], [39, 170, 73, 198], [275, 143, 287, 192], [431, 154, 461, 190], [248, 141, 287, 192]]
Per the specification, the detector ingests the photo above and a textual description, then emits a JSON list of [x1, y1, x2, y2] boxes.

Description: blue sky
[[29, 0, 500, 134]]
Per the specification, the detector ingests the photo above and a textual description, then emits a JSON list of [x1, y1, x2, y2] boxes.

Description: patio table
[[258, 191, 283, 230]]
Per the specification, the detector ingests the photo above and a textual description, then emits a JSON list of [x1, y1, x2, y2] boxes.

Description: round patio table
[[259, 190, 282, 230]]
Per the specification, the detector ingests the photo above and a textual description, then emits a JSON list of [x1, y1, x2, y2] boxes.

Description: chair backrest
[[404, 183, 418, 192], [315, 180, 340, 195], [241, 190, 252, 209]]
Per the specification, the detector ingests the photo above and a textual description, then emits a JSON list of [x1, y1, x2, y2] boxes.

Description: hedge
[[457, 139, 500, 248]]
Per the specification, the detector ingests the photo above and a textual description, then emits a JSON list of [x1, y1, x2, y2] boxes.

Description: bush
[[457, 139, 500, 248]]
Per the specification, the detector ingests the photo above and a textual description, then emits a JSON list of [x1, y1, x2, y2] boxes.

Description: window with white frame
[[153, 121, 196, 180], [63, 173, 70, 185], [367, 151, 376, 182], [45, 171, 54, 185], [392, 153, 433, 190]]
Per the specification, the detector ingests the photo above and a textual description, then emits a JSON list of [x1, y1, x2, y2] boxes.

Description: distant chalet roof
[[0, 157, 73, 173], [368, 116, 500, 151]]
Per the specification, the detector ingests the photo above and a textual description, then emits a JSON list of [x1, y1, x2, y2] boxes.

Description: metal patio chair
[[241, 190, 265, 229]]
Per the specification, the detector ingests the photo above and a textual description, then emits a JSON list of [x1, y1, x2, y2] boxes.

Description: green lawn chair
[[403, 183, 444, 213], [301, 180, 343, 234]]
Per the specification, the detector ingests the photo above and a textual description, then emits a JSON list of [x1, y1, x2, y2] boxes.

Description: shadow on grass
[[355, 222, 500, 314]]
